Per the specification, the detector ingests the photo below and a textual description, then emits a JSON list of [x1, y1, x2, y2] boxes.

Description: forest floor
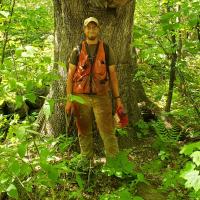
[[80, 133, 188, 200], [128, 136, 167, 200]]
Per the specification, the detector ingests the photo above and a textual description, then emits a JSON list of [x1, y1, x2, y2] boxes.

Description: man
[[66, 17, 124, 159]]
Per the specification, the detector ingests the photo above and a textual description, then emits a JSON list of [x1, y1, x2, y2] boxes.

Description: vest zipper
[[85, 41, 99, 94], [89, 68, 93, 94]]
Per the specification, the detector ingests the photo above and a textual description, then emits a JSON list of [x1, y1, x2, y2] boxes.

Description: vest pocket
[[73, 76, 90, 93], [95, 60, 106, 75]]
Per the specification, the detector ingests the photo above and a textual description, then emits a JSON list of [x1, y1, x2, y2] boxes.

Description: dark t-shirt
[[69, 43, 116, 66]]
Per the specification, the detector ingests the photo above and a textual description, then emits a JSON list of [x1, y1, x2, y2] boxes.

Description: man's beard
[[88, 36, 97, 40]]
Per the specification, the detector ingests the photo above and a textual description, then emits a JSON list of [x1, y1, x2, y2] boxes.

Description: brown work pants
[[74, 94, 119, 158]]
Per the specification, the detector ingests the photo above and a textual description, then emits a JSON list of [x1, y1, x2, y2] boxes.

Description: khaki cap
[[84, 17, 99, 27]]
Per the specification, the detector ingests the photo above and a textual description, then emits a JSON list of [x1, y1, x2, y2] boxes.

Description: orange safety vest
[[72, 40, 110, 95]]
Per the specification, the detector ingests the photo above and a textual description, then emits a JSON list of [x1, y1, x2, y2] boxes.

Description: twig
[[15, 176, 33, 200], [86, 159, 93, 189], [1, 0, 16, 65]]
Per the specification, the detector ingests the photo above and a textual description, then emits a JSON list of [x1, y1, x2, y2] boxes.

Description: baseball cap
[[84, 17, 99, 27]]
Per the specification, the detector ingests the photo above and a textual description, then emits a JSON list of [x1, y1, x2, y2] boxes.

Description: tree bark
[[37, 0, 141, 147]]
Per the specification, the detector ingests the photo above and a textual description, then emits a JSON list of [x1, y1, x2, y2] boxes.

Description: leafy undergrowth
[[129, 120, 200, 200], [0, 115, 200, 200], [0, 116, 144, 200]]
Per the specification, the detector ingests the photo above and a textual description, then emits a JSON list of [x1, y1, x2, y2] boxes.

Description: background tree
[[134, 0, 200, 123], [1, 0, 200, 199], [37, 0, 142, 147]]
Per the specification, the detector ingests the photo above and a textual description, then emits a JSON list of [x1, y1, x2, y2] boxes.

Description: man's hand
[[65, 101, 73, 115], [115, 98, 124, 110], [115, 99, 128, 128]]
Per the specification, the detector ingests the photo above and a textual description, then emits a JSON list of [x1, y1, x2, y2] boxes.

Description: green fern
[[151, 120, 181, 143]]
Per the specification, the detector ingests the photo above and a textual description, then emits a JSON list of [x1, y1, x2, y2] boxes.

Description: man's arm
[[66, 63, 76, 96], [109, 65, 123, 108], [66, 63, 76, 114]]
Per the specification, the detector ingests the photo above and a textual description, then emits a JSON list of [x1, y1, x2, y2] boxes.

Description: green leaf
[[180, 161, 195, 178], [17, 142, 28, 158], [190, 151, 200, 167], [20, 163, 32, 177], [48, 99, 55, 113], [9, 79, 17, 90], [43, 56, 52, 64], [21, 52, 34, 58], [76, 173, 84, 189], [70, 95, 86, 104], [0, 11, 10, 18], [180, 161, 200, 192], [6, 184, 18, 199], [180, 142, 200, 156], [43, 99, 54, 119], [9, 159, 20, 176], [21, 46, 37, 58], [102, 150, 135, 177], [15, 126, 26, 140], [160, 12, 174, 22], [137, 173, 146, 183], [57, 61, 66, 68], [118, 189, 132, 200], [47, 166, 59, 182], [25, 80, 34, 92], [40, 147, 50, 162], [25, 93, 37, 104], [15, 95, 23, 109], [184, 170, 200, 192], [15, 47, 24, 57]]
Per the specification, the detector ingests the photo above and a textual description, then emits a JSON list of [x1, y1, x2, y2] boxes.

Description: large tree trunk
[[37, 0, 141, 147]]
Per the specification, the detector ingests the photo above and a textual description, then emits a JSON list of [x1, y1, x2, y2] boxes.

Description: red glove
[[116, 106, 128, 128]]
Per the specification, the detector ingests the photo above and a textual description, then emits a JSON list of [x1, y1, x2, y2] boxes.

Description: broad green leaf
[[20, 163, 32, 177], [25, 80, 34, 92], [9, 79, 17, 90], [180, 161, 200, 192], [137, 173, 146, 183], [25, 93, 37, 104], [188, 15, 198, 27], [43, 56, 51, 64], [0, 11, 10, 18], [43, 99, 54, 119], [47, 166, 59, 181], [6, 184, 18, 199], [15, 95, 23, 109], [48, 99, 55, 114], [21, 46, 38, 58], [9, 159, 20, 176], [15, 126, 26, 140], [190, 151, 200, 167], [180, 142, 200, 156], [57, 61, 66, 68], [180, 161, 195, 178], [25, 45, 37, 52], [118, 189, 132, 200], [21, 52, 34, 58], [40, 161, 59, 182], [15, 47, 24, 57], [102, 150, 135, 177], [17, 142, 28, 158], [184, 170, 200, 192], [40, 147, 50, 162], [160, 12, 175, 22], [70, 95, 86, 104]]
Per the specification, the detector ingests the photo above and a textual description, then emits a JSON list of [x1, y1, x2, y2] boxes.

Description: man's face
[[84, 22, 99, 40]]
